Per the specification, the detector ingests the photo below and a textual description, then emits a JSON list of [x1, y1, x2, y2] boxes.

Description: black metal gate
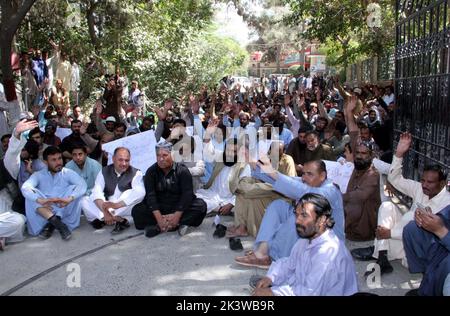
[[395, 0, 450, 182]]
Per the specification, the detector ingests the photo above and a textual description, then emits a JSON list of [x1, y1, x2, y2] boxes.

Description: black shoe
[[364, 258, 394, 277], [405, 289, 420, 296], [144, 225, 161, 238], [111, 219, 130, 235], [213, 224, 227, 239], [351, 246, 376, 261], [48, 216, 72, 240], [91, 219, 105, 230], [378, 258, 394, 274], [39, 223, 55, 240], [229, 237, 243, 251]]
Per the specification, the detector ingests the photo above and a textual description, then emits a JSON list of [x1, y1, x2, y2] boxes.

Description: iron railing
[[394, 0, 450, 185]]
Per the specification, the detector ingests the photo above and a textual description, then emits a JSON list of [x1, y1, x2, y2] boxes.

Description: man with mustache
[[21, 146, 87, 240], [252, 193, 357, 296], [352, 132, 450, 276], [235, 159, 344, 269], [343, 141, 381, 242], [195, 138, 251, 216]]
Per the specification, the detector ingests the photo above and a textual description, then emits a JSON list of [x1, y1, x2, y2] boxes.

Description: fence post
[[372, 56, 378, 83]]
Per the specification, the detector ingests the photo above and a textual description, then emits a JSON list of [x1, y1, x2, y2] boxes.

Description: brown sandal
[[235, 253, 272, 269]]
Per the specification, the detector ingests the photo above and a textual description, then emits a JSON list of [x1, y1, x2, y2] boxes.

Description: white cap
[[105, 116, 116, 122]]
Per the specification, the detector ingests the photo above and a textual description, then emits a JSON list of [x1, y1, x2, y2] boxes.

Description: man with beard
[[293, 130, 335, 175], [195, 138, 251, 215], [132, 142, 206, 237], [252, 193, 357, 296], [227, 140, 296, 238], [286, 126, 309, 172], [59, 119, 89, 161], [66, 145, 102, 196], [235, 159, 344, 268], [21, 146, 87, 239], [43, 120, 61, 147], [343, 142, 381, 241], [352, 132, 450, 275], [28, 127, 48, 161], [314, 117, 328, 142], [167, 119, 204, 192], [140, 116, 155, 132]]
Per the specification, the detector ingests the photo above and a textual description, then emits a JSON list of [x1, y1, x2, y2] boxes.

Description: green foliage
[[15, 0, 248, 108], [288, 65, 304, 75], [283, 0, 395, 68]]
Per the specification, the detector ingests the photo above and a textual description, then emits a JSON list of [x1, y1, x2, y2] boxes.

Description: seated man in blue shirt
[[403, 204, 450, 296], [21, 146, 87, 240], [235, 159, 344, 268]]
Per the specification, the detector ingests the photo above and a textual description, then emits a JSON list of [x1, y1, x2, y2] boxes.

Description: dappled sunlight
[[156, 264, 250, 285]]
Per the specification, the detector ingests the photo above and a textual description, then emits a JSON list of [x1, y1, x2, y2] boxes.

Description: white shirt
[[387, 156, 450, 239], [90, 168, 145, 206], [267, 229, 358, 296], [196, 164, 251, 213]]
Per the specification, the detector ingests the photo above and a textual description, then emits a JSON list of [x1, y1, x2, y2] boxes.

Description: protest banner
[[323, 160, 354, 194], [102, 130, 157, 173]]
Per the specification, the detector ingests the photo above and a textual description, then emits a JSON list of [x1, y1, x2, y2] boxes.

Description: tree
[[283, 0, 395, 69], [1, 0, 37, 101]]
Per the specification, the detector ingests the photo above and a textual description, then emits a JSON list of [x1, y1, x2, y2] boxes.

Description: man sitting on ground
[[235, 159, 344, 269], [21, 146, 87, 240], [352, 132, 450, 275], [131, 142, 207, 237], [252, 193, 357, 296], [82, 147, 145, 234], [403, 204, 450, 296], [66, 145, 102, 196]]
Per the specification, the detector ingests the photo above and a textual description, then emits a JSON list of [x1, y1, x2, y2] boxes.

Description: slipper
[[213, 224, 227, 239], [235, 253, 272, 269], [229, 237, 243, 251]]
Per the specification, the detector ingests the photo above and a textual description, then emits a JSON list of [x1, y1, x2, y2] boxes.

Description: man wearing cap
[[95, 112, 116, 139], [131, 142, 207, 237], [82, 147, 145, 234], [94, 99, 116, 139]]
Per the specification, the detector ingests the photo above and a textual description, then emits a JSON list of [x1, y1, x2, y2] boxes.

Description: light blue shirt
[[21, 167, 87, 201], [252, 166, 345, 240], [66, 157, 102, 195]]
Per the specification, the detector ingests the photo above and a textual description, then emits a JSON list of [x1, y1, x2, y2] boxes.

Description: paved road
[[0, 216, 421, 296]]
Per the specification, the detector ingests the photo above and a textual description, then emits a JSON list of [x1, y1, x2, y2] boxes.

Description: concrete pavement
[[0, 216, 421, 296]]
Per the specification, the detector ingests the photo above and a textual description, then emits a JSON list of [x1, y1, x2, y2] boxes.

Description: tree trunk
[[0, 0, 37, 101], [0, 36, 16, 101], [276, 44, 281, 73], [86, 1, 99, 51]]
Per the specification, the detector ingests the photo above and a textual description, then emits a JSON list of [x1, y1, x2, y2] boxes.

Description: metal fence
[[346, 53, 395, 83], [394, 0, 450, 182]]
